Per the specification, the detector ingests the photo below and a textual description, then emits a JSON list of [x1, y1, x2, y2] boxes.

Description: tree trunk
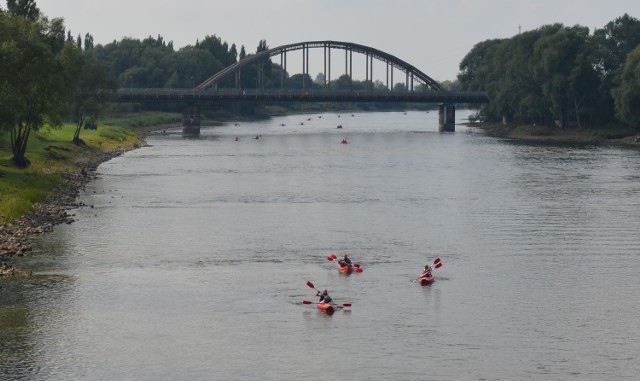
[[73, 114, 85, 144], [10, 121, 31, 168], [573, 98, 582, 130], [560, 100, 569, 129]]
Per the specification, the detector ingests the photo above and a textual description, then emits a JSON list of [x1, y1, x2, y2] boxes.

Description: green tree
[[65, 51, 117, 143], [163, 47, 222, 88], [0, 13, 71, 167], [6, 0, 39, 21], [83, 32, 94, 50], [612, 45, 640, 128], [593, 14, 640, 77], [533, 25, 591, 128]]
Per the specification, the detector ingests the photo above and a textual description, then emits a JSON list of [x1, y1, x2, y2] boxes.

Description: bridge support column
[[439, 103, 455, 132], [182, 104, 201, 135]]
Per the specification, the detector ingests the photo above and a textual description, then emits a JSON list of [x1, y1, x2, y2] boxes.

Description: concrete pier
[[439, 103, 455, 132]]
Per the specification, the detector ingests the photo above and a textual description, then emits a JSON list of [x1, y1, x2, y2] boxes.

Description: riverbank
[[0, 113, 177, 275], [475, 122, 639, 146]]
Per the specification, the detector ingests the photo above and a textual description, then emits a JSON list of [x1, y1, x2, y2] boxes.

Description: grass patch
[[483, 122, 637, 145], [0, 112, 178, 223]]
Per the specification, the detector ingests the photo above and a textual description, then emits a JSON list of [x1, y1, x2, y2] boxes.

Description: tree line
[[4, 1, 640, 168], [458, 14, 640, 130]]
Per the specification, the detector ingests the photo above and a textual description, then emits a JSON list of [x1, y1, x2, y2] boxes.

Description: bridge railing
[[115, 88, 489, 104]]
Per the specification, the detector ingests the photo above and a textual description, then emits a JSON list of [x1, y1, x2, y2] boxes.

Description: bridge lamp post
[[190, 76, 194, 88]]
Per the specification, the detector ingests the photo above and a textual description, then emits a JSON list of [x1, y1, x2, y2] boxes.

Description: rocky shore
[[0, 147, 131, 277]]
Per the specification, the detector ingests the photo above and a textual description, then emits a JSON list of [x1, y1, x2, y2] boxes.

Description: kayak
[[418, 274, 435, 285], [339, 264, 354, 274], [317, 303, 335, 314]]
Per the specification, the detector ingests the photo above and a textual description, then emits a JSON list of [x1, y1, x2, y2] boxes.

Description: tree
[[66, 52, 117, 143], [612, 45, 640, 128], [6, 0, 40, 21], [83, 32, 94, 50], [593, 14, 640, 76], [0, 13, 71, 167]]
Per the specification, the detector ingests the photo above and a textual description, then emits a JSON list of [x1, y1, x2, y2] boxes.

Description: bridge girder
[[195, 40, 447, 93]]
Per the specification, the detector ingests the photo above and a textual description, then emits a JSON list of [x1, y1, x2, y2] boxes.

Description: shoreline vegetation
[[465, 121, 640, 146], [1, 110, 639, 277]]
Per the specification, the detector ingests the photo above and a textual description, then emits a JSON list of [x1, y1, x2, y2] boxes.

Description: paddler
[[421, 264, 432, 278], [317, 289, 333, 304]]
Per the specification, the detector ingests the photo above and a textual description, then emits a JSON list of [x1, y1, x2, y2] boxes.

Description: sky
[[34, 0, 640, 82]]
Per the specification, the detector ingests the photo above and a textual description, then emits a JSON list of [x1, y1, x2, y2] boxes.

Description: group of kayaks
[[304, 255, 443, 315]]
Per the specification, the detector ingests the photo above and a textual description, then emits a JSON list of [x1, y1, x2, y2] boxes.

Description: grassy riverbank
[[479, 122, 639, 145], [0, 112, 179, 223]]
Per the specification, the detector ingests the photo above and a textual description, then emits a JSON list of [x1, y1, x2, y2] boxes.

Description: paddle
[[412, 259, 443, 282], [305, 282, 352, 308], [303, 300, 352, 308], [327, 254, 363, 270], [306, 281, 321, 293]]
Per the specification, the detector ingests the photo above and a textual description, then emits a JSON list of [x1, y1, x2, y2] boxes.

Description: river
[[1, 110, 640, 380]]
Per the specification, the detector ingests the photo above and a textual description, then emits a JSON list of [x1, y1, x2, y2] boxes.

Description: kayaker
[[421, 265, 432, 277], [317, 289, 333, 304], [343, 255, 352, 266]]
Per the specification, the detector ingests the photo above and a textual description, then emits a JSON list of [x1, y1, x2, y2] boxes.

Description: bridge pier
[[182, 105, 201, 135], [439, 103, 455, 132]]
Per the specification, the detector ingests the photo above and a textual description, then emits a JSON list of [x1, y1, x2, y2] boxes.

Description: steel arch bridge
[[195, 40, 447, 93], [115, 40, 489, 132]]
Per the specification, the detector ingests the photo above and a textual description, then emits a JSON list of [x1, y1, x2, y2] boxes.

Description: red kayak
[[339, 263, 354, 274], [316, 303, 335, 314], [418, 274, 435, 285]]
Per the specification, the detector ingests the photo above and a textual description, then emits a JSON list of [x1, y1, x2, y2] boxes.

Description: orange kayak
[[418, 274, 435, 285], [317, 303, 335, 314], [339, 263, 354, 274]]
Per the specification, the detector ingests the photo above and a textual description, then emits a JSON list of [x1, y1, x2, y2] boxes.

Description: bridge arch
[[195, 40, 447, 92]]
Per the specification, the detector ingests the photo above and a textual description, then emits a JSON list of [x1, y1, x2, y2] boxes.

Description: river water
[[2, 110, 640, 380]]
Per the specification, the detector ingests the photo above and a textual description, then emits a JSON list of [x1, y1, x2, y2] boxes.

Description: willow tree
[[612, 45, 640, 129], [0, 13, 71, 167]]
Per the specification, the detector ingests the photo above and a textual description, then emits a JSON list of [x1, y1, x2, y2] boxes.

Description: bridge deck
[[115, 89, 489, 104]]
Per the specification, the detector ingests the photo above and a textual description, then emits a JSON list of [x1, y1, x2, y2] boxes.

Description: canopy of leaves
[[612, 45, 640, 128], [458, 14, 640, 129]]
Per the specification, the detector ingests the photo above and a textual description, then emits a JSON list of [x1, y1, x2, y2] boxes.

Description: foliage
[[65, 48, 118, 143], [6, 0, 39, 21], [458, 14, 640, 129], [612, 45, 640, 128], [0, 12, 73, 166]]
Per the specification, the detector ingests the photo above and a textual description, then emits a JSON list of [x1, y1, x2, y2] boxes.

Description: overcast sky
[[35, 0, 640, 82]]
